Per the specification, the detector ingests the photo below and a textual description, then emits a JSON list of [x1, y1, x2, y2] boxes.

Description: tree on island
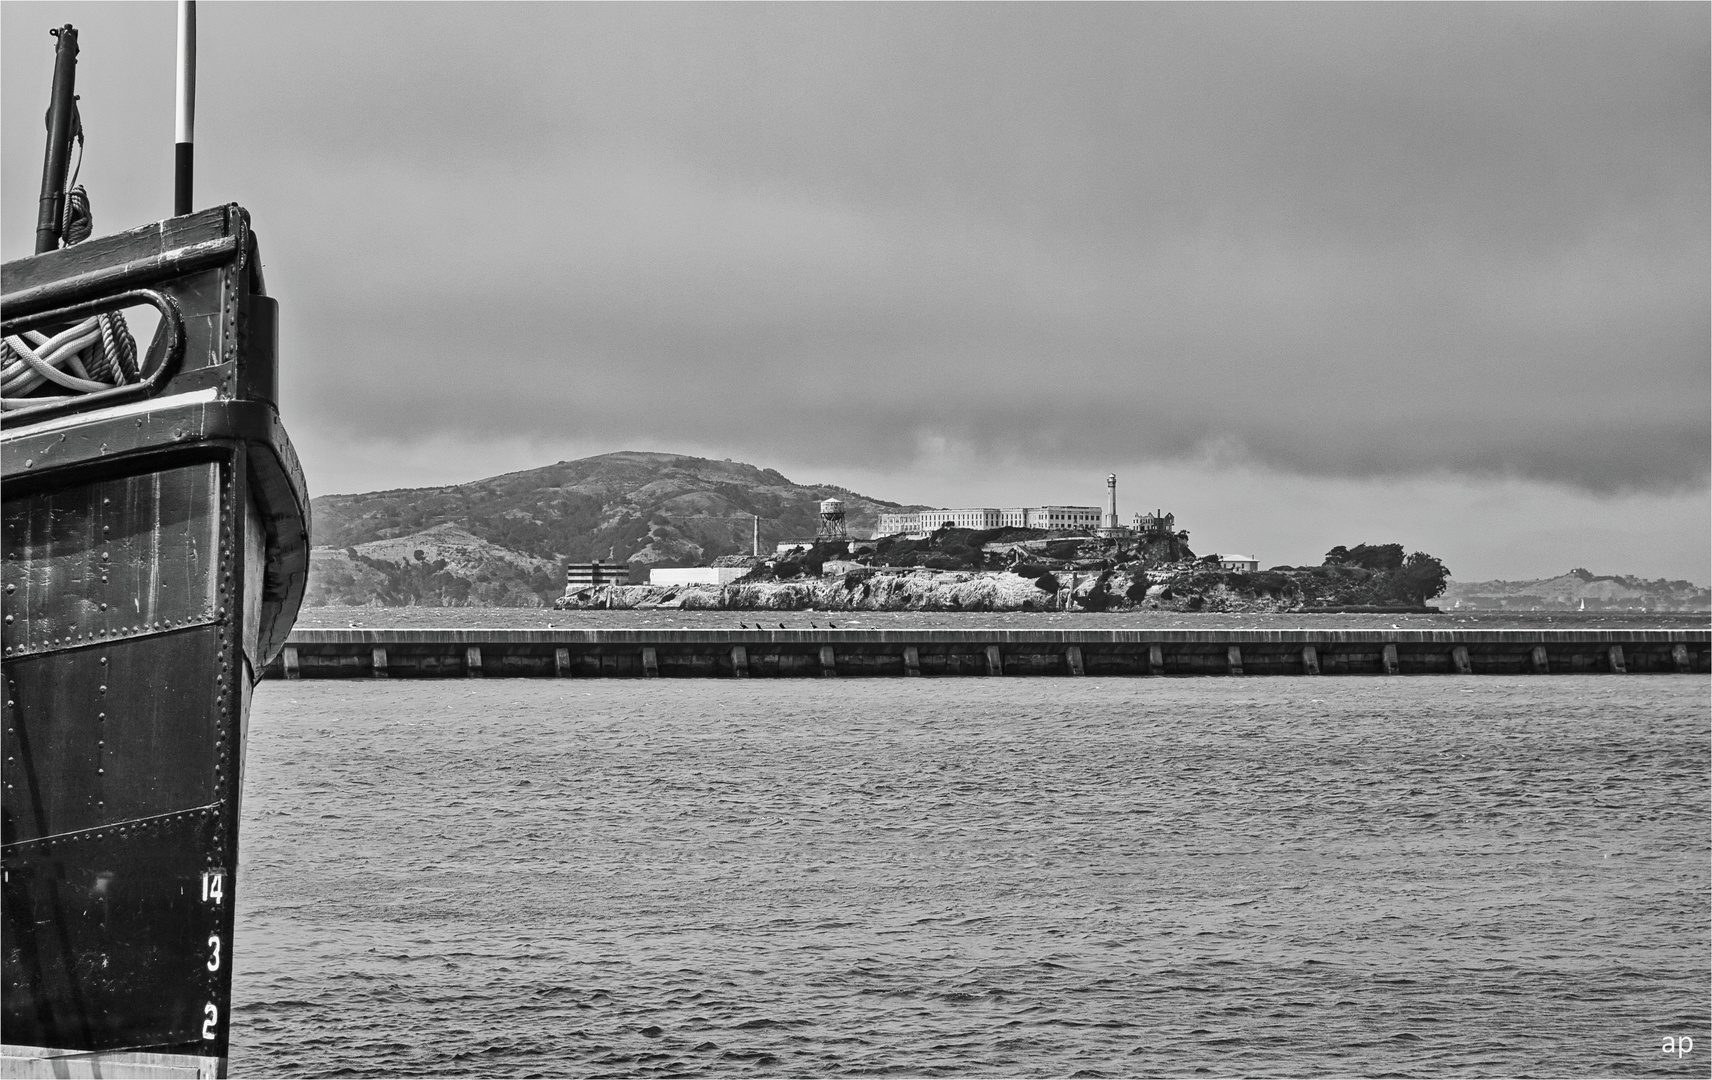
[[1323, 543, 1406, 572], [1322, 543, 1450, 605], [1391, 551, 1452, 605]]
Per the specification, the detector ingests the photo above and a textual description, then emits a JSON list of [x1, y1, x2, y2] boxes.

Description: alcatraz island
[[557, 473, 1452, 614], [304, 452, 1704, 616]]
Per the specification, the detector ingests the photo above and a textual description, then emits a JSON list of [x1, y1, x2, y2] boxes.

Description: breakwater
[[266, 627, 1709, 679]]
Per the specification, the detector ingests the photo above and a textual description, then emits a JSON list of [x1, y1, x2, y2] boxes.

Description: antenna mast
[[175, 0, 196, 216]]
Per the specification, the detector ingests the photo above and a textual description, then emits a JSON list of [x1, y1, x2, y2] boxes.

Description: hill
[[1439, 569, 1709, 612], [304, 451, 921, 607]]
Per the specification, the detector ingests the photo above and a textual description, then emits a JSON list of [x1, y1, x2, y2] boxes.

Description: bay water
[[231, 676, 1709, 1076]]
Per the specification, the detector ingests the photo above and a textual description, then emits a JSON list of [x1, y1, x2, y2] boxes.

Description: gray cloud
[[5, 2, 1706, 493]]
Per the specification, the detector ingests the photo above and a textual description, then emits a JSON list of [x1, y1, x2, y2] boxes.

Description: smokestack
[[1102, 473, 1119, 531], [752, 515, 760, 557]]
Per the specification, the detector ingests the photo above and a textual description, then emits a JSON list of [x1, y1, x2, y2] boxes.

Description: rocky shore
[[555, 566, 1305, 613], [555, 536, 1459, 615]]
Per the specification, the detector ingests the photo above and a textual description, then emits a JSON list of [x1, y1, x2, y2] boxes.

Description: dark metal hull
[[2, 207, 308, 1079]]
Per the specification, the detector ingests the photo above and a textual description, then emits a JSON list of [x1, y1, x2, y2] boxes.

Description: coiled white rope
[[1, 176, 140, 412]]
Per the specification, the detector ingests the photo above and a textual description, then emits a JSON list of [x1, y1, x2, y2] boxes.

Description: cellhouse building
[[875, 505, 1102, 536]]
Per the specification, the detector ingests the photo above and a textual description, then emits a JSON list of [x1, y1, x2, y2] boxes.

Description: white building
[[1216, 554, 1260, 572], [565, 561, 633, 589], [874, 505, 1101, 537], [1027, 506, 1102, 530], [648, 566, 752, 586]]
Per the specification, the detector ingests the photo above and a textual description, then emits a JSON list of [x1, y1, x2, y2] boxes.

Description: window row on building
[[875, 506, 1103, 536], [565, 561, 633, 588]]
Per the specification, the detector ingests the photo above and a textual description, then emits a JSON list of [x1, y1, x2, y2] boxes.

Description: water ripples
[[232, 677, 1709, 1076]]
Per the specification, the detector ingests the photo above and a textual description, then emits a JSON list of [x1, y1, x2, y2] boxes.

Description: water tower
[[816, 497, 847, 541]]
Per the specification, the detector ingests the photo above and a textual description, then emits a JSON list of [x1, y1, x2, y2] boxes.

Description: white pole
[[174, 0, 196, 215]]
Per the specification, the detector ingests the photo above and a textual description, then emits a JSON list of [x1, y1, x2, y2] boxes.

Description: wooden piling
[[1607, 644, 1626, 674], [1530, 645, 1550, 674], [1227, 645, 1243, 676], [641, 647, 659, 678], [903, 646, 921, 677], [731, 644, 749, 678], [282, 645, 300, 680], [819, 645, 837, 677], [1381, 644, 1399, 675], [985, 645, 1003, 676], [1065, 645, 1085, 676], [1672, 643, 1691, 673], [1301, 645, 1320, 675], [465, 646, 483, 677], [554, 647, 571, 677], [1451, 645, 1472, 675], [371, 646, 388, 678], [1147, 644, 1165, 676]]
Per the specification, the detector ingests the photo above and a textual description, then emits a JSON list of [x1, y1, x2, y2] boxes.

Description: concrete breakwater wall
[[266, 628, 1709, 679]]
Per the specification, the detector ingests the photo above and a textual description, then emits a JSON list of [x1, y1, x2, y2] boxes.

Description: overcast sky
[[4, 3, 1707, 580]]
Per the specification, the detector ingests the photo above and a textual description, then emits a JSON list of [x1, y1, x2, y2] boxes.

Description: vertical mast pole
[[34, 24, 80, 254], [174, 0, 196, 216]]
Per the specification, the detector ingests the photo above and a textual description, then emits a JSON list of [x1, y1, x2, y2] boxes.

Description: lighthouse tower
[[1098, 473, 1129, 538], [1098, 473, 1121, 531]]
